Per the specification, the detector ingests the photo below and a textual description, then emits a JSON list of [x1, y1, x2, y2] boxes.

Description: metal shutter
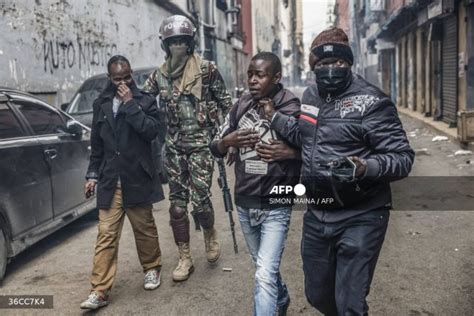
[[441, 15, 458, 126]]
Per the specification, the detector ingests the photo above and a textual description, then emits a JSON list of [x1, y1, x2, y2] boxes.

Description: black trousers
[[301, 209, 389, 316]]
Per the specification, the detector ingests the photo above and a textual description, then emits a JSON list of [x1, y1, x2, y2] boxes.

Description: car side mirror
[[66, 120, 84, 138], [60, 103, 69, 111]]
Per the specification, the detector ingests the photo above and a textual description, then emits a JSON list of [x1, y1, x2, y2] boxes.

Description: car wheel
[[160, 144, 168, 184], [0, 228, 8, 282]]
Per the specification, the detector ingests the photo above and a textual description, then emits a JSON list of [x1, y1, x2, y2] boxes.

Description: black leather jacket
[[272, 75, 414, 222]]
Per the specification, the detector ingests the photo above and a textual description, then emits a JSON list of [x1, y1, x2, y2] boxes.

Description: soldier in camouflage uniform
[[143, 15, 233, 282]]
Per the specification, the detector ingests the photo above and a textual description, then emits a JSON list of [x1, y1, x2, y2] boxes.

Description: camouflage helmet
[[159, 15, 196, 41]]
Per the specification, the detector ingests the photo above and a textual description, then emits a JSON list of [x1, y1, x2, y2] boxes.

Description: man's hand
[[222, 129, 260, 149], [258, 98, 276, 121], [256, 139, 299, 162], [84, 180, 96, 198], [226, 147, 237, 166], [348, 156, 367, 177], [117, 83, 133, 103]]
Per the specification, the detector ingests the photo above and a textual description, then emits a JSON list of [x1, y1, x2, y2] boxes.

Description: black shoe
[[278, 297, 290, 316]]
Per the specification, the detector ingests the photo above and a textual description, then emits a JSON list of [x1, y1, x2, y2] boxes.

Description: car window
[[12, 100, 67, 135], [68, 78, 108, 114], [0, 103, 25, 139], [133, 70, 153, 89]]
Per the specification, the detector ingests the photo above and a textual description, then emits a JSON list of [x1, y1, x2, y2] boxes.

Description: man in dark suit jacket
[[80, 55, 164, 310]]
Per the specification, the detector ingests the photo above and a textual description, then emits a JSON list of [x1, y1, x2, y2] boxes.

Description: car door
[[10, 96, 91, 218], [0, 98, 53, 237]]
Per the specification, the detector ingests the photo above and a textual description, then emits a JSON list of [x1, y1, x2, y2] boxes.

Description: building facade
[[251, 0, 304, 86], [188, 0, 248, 93], [332, 0, 474, 142]]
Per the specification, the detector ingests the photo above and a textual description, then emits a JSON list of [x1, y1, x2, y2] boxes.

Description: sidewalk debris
[[432, 136, 449, 142], [456, 160, 473, 168], [222, 267, 233, 272], [415, 148, 430, 156], [454, 150, 473, 156], [299, 306, 307, 313], [408, 129, 421, 137]]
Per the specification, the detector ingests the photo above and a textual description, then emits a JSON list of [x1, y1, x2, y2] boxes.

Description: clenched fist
[[258, 98, 276, 121]]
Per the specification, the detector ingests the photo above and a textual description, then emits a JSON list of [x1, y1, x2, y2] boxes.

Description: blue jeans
[[237, 206, 292, 316]]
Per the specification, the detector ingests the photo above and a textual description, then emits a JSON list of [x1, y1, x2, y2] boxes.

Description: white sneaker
[[80, 292, 108, 310], [144, 269, 161, 290]]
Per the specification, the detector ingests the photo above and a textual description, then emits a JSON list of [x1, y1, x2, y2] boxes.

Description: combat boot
[[172, 242, 194, 282], [203, 228, 220, 263]]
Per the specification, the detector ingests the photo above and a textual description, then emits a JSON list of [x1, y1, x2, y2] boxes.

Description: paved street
[[0, 112, 473, 315]]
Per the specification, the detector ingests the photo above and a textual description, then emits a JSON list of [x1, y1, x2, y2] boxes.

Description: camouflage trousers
[[165, 135, 215, 215]]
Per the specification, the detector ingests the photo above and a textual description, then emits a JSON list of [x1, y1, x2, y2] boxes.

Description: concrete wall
[[0, 0, 175, 106], [386, 0, 405, 15], [407, 32, 416, 111], [416, 28, 425, 113], [466, 4, 474, 110], [294, 0, 304, 84], [241, 0, 252, 55], [364, 23, 380, 87], [424, 33, 431, 114], [210, 1, 248, 92], [251, 0, 276, 53], [335, 0, 350, 35], [396, 41, 401, 106], [458, 4, 467, 112], [215, 39, 236, 90], [214, 5, 227, 41], [379, 49, 391, 96], [279, 1, 291, 83], [399, 37, 408, 108]]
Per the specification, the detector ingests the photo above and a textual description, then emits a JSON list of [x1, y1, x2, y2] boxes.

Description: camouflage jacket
[[142, 59, 233, 146]]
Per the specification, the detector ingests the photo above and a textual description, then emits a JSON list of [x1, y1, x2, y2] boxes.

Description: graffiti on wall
[[43, 38, 118, 74]]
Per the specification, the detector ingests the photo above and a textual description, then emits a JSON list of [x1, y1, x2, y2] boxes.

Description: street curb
[[397, 106, 473, 149]]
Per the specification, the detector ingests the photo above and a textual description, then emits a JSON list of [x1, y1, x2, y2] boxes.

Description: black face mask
[[314, 67, 352, 96]]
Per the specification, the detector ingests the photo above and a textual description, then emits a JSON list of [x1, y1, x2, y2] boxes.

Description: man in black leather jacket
[[260, 27, 415, 315]]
